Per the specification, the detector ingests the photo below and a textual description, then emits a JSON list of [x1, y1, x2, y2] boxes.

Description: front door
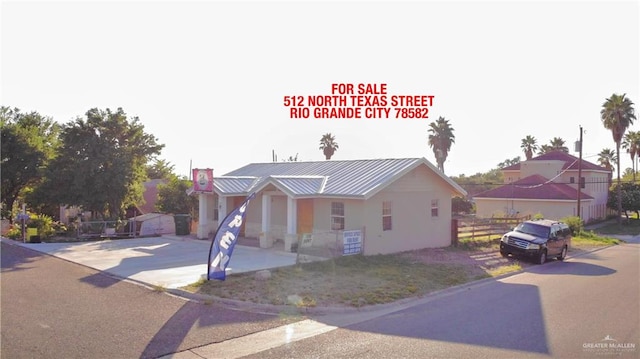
[[297, 199, 314, 235]]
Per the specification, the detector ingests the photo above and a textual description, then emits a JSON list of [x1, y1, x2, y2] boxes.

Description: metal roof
[[213, 177, 259, 195], [213, 158, 466, 199], [267, 176, 327, 196]]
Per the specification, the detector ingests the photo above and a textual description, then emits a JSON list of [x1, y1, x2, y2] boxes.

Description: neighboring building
[[473, 151, 611, 222], [193, 158, 467, 255], [128, 178, 167, 217]]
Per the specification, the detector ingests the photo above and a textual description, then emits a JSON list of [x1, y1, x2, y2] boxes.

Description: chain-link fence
[[77, 220, 135, 239]]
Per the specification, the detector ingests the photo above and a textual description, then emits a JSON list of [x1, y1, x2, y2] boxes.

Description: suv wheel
[[500, 250, 509, 258], [557, 246, 567, 261], [537, 250, 547, 265]]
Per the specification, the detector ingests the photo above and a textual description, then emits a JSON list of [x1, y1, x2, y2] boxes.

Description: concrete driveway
[[1, 236, 298, 289]]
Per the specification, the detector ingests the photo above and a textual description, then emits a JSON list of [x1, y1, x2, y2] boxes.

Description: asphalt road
[[0, 242, 301, 359], [239, 243, 640, 359]]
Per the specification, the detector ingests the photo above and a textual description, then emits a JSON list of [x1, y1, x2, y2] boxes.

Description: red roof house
[[473, 151, 611, 221]]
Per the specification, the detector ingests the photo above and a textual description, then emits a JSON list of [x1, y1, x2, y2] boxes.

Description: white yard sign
[[342, 230, 362, 255]]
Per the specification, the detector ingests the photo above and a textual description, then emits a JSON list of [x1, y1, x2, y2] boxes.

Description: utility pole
[[577, 126, 583, 219]]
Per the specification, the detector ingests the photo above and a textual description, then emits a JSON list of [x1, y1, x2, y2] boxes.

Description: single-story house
[[473, 151, 611, 222], [193, 158, 467, 255]]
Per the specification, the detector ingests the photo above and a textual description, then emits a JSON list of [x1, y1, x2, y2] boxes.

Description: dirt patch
[[400, 247, 532, 278]]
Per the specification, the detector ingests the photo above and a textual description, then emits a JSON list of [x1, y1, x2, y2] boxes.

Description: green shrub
[[6, 226, 22, 240], [28, 214, 55, 238], [561, 216, 583, 235]]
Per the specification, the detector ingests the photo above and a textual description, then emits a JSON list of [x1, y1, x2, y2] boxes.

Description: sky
[[2, 0, 638, 179]]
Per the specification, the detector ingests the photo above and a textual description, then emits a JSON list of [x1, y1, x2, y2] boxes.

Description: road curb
[[2, 236, 627, 317], [167, 242, 628, 316]]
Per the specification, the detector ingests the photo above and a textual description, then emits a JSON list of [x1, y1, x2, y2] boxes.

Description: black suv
[[500, 219, 571, 265]]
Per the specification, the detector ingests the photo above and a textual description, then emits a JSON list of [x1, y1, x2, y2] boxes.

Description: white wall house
[[193, 158, 467, 255], [474, 151, 612, 222]]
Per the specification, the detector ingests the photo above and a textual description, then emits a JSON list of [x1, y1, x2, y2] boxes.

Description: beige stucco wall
[[204, 163, 459, 254], [556, 170, 610, 221], [495, 165, 611, 222], [519, 160, 564, 180], [475, 198, 594, 220], [364, 165, 453, 254]]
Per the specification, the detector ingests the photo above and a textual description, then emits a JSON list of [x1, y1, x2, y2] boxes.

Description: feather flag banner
[[207, 192, 255, 281]]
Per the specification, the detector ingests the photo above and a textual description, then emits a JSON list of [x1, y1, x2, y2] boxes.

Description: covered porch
[[196, 184, 316, 252]]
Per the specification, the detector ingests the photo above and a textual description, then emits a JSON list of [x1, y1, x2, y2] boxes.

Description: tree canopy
[[601, 93, 636, 222], [622, 130, 640, 182], [607, 182, 640, 219], [427, 116, 455, 173], [597, 148, 617, 172], [520, 135, 538, 160], [319, 133, 339, 160], [156, 176, 198, 218], [538, 137, 569, 154], [37, 108, 164, 219], [0, 107, 60, 221]]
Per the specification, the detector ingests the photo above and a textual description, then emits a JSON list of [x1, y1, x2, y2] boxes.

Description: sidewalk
[[1, 235, 298, 289]]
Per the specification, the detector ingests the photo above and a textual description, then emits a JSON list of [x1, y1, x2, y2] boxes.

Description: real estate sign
[[343, 230, 362, 256]]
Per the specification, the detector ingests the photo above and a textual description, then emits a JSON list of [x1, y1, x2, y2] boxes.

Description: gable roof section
[[216, 158, 466, 199], [502, 150, 608, 172], [267, 176, 327, 196], [473, 174, 593, 201], [214, 177, 260, 195]]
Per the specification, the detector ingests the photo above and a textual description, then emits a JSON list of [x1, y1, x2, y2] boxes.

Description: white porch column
[[284, 197, 297, 252], [260, 194, 273, 248], [197, 193, 208, 239], [219, 196, 227, 221]]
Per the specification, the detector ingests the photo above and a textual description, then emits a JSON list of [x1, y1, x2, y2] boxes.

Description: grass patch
[[486, 263, 522, 277], [457, 236, 500, 250], [183, 253, 477, 308], [179, 226, 628, 309], [592, 218, 640, 236], [573, 231, 623, 246]]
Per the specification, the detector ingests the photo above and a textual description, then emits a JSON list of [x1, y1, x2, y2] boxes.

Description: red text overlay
[[283, 83, 435, 119]]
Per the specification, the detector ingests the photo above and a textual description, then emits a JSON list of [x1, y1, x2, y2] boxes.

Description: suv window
[[515, 222, 551, 238]]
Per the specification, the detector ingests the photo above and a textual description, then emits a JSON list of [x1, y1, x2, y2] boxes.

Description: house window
[[569, 177, 575, 184], [331, 202, 345, 230], [382, 201, 392, 231], [431, 199, 439, 217], [580, 177, 585, 189]]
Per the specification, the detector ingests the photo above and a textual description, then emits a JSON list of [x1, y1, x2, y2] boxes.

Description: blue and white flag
[[207, 192, 256, 281]]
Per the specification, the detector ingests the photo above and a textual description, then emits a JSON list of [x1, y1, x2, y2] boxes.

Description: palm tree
[[538, 144, 553, 155], [597, 148, 617, 172], [622, 130, 640, 182], [537, 138, 569, 155], [520, 135, 538, 160], [428, 116, 455, 173], [601, 93, 637, 222], [319, 133, 339, 160], [549, 137, 569, 152]]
